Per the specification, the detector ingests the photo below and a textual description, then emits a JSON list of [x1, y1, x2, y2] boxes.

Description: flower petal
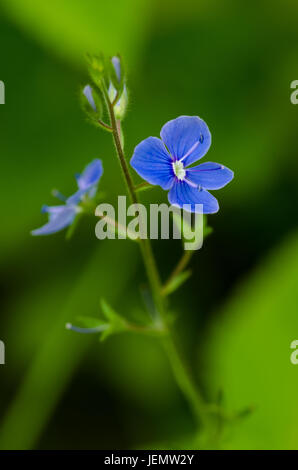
[[160, 116, 211, 166], [67, 159, 103, 204], [130, 137, 174, 189], [76, 159, 103, 191], [168, 181, 219, 214], [66, 189, 86, 205], [31, 206, 77, 236], [187, 162, 234, 189]]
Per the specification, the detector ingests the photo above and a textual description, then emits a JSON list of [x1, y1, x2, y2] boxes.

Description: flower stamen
[[184, 178, 198, 188], [179, 139, 201, 162], [172, 160, 186, 180]]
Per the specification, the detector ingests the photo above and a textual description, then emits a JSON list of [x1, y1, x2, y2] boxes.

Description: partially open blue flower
[[67, 159, 103, 204], [130, 116, 233, 213], [31, 159, 103, 236]]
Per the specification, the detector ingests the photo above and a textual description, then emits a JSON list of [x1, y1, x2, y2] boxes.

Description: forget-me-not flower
[[31, 159, 103, 236], [130, 116, 233, 213]]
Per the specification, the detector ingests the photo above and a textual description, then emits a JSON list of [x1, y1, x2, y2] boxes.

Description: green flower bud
[[108, 83, 128, 120], [86, 53, 107, 87]]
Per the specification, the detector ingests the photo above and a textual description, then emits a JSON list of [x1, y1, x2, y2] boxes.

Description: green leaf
[[204, 221, 213, 238], [100, 298, 126, 325], [162, 270, 192, 296], [134, 182, 154, 193], [65, 212, 83, 240], [204, 231, 298, 449], [67, 301, 130, 339], [99, 299, 128, 341]]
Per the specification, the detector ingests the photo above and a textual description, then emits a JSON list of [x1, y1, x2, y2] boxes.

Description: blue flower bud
[[81, 84, 103, 122], [111, 56, 121, 82], [109, 55, 125, 94], [83, 85, 97, 111]]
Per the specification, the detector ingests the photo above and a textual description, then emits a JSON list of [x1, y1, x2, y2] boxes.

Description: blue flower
[[31, 159, 103, 236], [130, 116, 234, 213]]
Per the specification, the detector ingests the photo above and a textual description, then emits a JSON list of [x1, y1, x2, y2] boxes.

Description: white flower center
[[172, 160, 186, 180]]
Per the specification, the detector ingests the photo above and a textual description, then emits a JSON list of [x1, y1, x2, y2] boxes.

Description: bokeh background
[[1, 0, 298, 450]]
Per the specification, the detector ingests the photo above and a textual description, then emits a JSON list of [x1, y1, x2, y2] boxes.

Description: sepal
[[99, 299, 129, 341], [162, 270, 192, 296], [86, 53, 108, 86], [114, 85, 128, 120]]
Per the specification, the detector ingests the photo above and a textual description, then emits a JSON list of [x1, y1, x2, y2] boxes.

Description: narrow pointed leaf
[[163, 270, 192, 296], [99, 299, 128, 341]]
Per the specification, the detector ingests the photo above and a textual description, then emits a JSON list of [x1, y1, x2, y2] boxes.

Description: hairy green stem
[[102, 85, 208, 428], [134, 181, 153, 192], [97, 119, 113, 132]]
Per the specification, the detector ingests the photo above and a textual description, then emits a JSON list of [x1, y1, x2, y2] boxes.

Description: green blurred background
[[1, 0, 298, 450]]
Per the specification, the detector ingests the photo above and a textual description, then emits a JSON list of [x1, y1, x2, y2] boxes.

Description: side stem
[[163, 250, 194, 293]]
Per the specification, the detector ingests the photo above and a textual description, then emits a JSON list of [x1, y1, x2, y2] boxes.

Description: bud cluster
[[81, 53, 128, 125]]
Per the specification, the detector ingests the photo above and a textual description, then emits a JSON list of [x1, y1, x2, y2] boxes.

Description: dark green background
[[1, 0, 298, 449]]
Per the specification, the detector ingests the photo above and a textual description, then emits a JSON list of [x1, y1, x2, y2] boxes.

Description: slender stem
[[102, 86, 209, 428], [105, 96, 137, 205], [103, 85, 164, 315], [162, 335, 208, 425], [112, 90, 120, 106], [97, 119, 113, 132], [134, 182, 153, 192], [163, 250, 194, 292]]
